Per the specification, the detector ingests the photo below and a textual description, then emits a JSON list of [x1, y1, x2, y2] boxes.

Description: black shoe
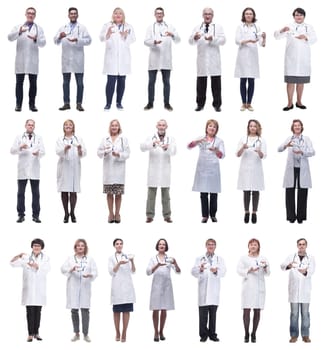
[[214, 106, 221, 112], [251, 334, 256, 343], [76, 103, 84, 111], [70, 213, 77, 223], [209, 336, 219, 342], [32, 217, 41, 223], [283, 104, 294, 111], [34, 335, 43, 341], [15, 106, 22, 112], [159, 335, 166, 341], [195, 106, 203, 111], [295, 102, 306, 109], [17, 216, 25, 223], [154, 337, 159, 342], [251, 213, 257, 224], [164, 104, 173, 111], [297, 218, 303, 224], [201, 217, 208, 223], [289, 218, 296, 223], [29, 105, 38, 112], [244, 212, 250, 223], [200, 336, 208, 342], [144, 103, 153, 110], [211, 217, 217, 222], [244, 335, 249, 343], [64, 214, 69, 223], [59, 104, 71, 111]]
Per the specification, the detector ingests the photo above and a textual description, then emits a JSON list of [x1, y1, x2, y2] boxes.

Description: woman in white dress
[[97, 120, 130, 223], [108, 238, 136, 342], [235, 7, 266, 111], [61, 239, 97, 342], [236, 119, 266, 224], [56, 119, 86, 223], [237, 238, 270, 343], [188, 119, 225, 223], [146, 238, 181, 342], [274, 8, 317, 111]]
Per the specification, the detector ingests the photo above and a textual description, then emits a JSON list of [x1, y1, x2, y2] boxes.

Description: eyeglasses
[[298, 243, 306, 246], [203, 13, 213, 16], [26, 12, 36, 15]]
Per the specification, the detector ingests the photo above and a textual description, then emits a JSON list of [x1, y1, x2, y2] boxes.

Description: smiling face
[[25, 120, 35, 134], [206, 123, 217, 137], [297, 239, 307, 255], [25, 8, 36, 23], [63, 120, 75, 135], [68, 9, 78, 23], [75, 241, 86, 255], [294, 11, 305, 24], [112, 8, 124, 24], [202, 8, 214, 24], [248, 240, 260, 255], [155, 9, 164, 23], [156, 120, 168, 135], [109, 120, 120, 136], [157, 239, 167, 253], [292, 121, 302, 135], [114, 239, 123, 253], [32, 243, 42, 256], [244, 9, 254, 23], [206, 240, 216, 255]]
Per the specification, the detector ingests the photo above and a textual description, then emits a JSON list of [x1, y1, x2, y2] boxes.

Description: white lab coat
[[99, 22, 136, 75], [61, 255, 97, 309], [11, 253, 50, 306], [146, 255, 178, 310], [140, 133, 176, 187], [97, 135, 130, 185], [54, 22, 92, 73], [278, 135, 315, 188], [191, 136, 225, 193], [237, 136, 266, 191], [281, 253, 315, 303], [234, 23, 264, 78], [144, 22, 180, 70], [274, 22, 317, 77], [10, 133, 45, 180], [191, 254, 226, 306], [108, 253, 136, 305], [56, 135, 86, 192], [189, 23, 226, 76], [237, 255, 270, 309], [8, 23, 46, 74]]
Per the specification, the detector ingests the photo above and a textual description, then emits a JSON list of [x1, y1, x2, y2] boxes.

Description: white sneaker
[[71, 334, 80, 342], [247, 105, 254, 111], [84, 335, 91, 342], [240, 104, 246, 111]]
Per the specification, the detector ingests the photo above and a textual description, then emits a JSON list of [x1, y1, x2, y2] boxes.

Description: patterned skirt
[[103, 184, 124, 195]]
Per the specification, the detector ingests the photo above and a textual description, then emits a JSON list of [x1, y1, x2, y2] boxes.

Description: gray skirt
[[285, 76, 310, 84], [103, 184, 124, 195]]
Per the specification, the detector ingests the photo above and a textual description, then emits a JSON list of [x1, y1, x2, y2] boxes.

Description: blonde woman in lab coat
[[100, 7, 135, 111], [235, 8, 266, 111], [56, 119, 86, 223], [108, 238, 136, 342], [146, 238, 181, 342], [61, 239, 97, 342], [274, 8, 317, 111], [10, 238, 50, 342], [237, 238, 270, 343]]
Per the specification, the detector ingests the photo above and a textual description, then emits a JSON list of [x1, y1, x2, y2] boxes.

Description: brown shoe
[[146, 217, 153, 223], [59, 103, 71, 111], [164, 217, 173, 223], [302, 336, 311, 343], [289, 337, 298, 343], [76, 103, 84, 111]]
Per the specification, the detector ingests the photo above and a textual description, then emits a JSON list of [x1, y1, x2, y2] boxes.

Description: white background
[[1, 0, 324, 349]]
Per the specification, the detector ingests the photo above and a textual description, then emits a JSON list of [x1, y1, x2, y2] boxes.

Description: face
[[157, 240, 167, 252], [248, 241, 259, 254], [110, 121, 120, 135], [292, 122, 302, 135], [113, 10, 124, 24], [32, 244, 42, 256], [156, 120, 167, 135], [248, 121, 258, 135], [206, 241, 216, 255], [25, 120, 35, 134], [64, 121, 74, 134], [203, 10, 214, 24], [155, 10, 164, 22], [75, 242, 85, 255], [114, 240, 123, 253], [294, 12, 305, 24], [244, 10, 254, 23], [68, 10, 78, 22], [206, 123, 217, 137], [297, 240, 307, 255], [25, 8, 36, 23]]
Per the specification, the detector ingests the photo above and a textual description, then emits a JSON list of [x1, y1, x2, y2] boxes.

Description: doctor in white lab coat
[[61, 239, 97, 342], [144, 7, 180, 111], [140, 119, 176, 223], [237, 238, 270, 343], [109, 238, 136, 342], [191, 238, 226, 342], [56, 119, 86, 223], [10, 119, 45, 223], [234, 7, 266, 111], [189, 7, 226, 112], [274, 7, 317, 111], [8, 7, 46, 112], [10, 238, 50, 342], [54, 7, 92, 111], [281, 238, 315, 343], [99, 7, 136, 110]]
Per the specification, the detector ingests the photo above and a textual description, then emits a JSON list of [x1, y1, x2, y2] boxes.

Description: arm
[[99, 23, 109, 42], [8, 25, 21, 41], [169, 25, 181, 44], [215, 139, 225, 159], [140, 137, 155, 152], [76, 25, 92, 46], [115, 137, 130, 161], [35, 136, 45, 158], [165, 137, 176, 156], [61, 257, 75, 277], [278, 137, 292, 152], [56, 138, 67, 157], [216, 256, 227, 278], [274, 26, 290, 40], [301, 137, 315, 157], [10, 135, 21, 155], [210, 24, 226, 46], [189, 26, 200, 45], [236, 137, 247, 157], [124, 24, 136, 45], [172, 258, 181, 273], [36, 25, 46, 48], [280, 255, 293, 271], [77, 138, 87, 158], [144, 25, 155, 47]]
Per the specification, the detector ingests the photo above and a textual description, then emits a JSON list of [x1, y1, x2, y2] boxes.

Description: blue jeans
[[148, 69, 171, 105], [290, 303, 310, 337], [17, 179, 40, 218], [63, 73, 84, 104], [105, 75, 126, 106], [240, 78, 255, 104]]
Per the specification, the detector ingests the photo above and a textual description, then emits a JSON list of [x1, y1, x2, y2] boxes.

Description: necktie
[[205, 23, 209, 34], [28, 134, 32, 140]]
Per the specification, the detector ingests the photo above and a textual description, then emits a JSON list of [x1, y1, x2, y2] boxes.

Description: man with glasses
[[8, 7, 46, 112], [54, 7, 92, 112], [144, 7, 180, 112], [281, 238, 315, 343], [189, 8, 226, 112]]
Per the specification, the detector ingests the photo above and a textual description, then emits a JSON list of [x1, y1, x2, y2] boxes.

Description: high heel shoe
[[64, 214, 69, 223], [244, 212, 250, 223], [70, 213, 77, 223], [115, 215, 121, 224], [108, 216, 115, 223]]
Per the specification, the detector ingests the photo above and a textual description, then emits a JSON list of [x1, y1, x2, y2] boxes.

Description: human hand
[[296, 34, 307, 41], [280, 26, 290, 33], [67, 37, 78, 42], [112, 151, 120, 157], [64, 144, 71, 153], [194, 32, 201, 41], [32, 150, 39, 156], [20, 144, 29, 150], [59, 32, 67, 39]]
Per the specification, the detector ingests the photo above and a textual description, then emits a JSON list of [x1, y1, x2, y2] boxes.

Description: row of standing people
[[11, 118, 315, 225], [10, 237, 315, 344], [8, 6, 316, 112]]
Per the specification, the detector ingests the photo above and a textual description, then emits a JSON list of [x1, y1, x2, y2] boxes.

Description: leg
[[152, 310, 159, 339], [296, 84, 304, 105], [61, 192, 69, 218], [114, 194, 122, 221], [209, 193, 218, 218], [285, 188, 296, 222], [116, 75, 126, 105], [146, 187, 157, 219], [113, 312, 121, 340], [75, 73, 84, 104], [121, 312, 130, 341], [161, 69, 171, 106], [196, 76, 207, 108], [296, 169, 308, 222], [148, 70, 157, 105], [286, 83, 295, 107], [208, 305, 218, 339], [159, 310, 167, 338], [62, 73, 71, 104], [71, 309, 80, 334], [211, 75, 222, 108], [251, 309, 261, 337], [247, 78, 255, 105], [34, 306, 42, 336], [26, 306, 34, 336], [199, 306, 209, 340], [105, 75, 117, 106], [30, 179, 40, 218], [290, 303, 299, 338], [300, 303, 310, 337], [15, 74, 25, 107], [107, 193, 114, 221], [243, 309, 250, 340], [17, 179, 28, 217], [161, 187, 171, 219], [243, 191, 251, 212], [200, 192, 209, 218], [252, 191, 260, 213], [28, 74, 37, 108], [240, 78, 247, 104], [69, 192, 77, 220], [81, 308, 89, 336]]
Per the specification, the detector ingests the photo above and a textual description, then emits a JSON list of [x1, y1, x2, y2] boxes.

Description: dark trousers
[[196, 76, 221, 108], [240, 78, 255, 104], [199, 305, 218, 339], [105, 75, 126, 106], [243, 191, 260, 212], [200, 192, 218, 218], [17, 179, 40, 218], [148, 69, 171, 105], [286, 167, 308, 222], [16, 73, 37, 107], [71, 308, 90, 336], [26, 306, 42, 336], [63, 73, 84, 104]]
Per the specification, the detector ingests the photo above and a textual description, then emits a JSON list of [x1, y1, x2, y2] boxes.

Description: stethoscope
[[153, 21, 168, 36], [291, 253, 309, 268], [115, 252, 128, 262], [29, 251, 43, 263], [156, 254, 170, 264], [63, 135, 79, 145], [290, 134, 304, 150], [23, 22, 39, 38], [64, 22, 80, 36], [295, 23, 308, 33], [200, 254, 218, 264], [201, 136, 217, 150], [246, 135, 261, 148], [199, 22, 216, 36], [105, 136, 124, 152], [152, 134, 169, 146], [243, 23, 258, 40], [74, 255, 88, 271], [22, 133, 36, 147]]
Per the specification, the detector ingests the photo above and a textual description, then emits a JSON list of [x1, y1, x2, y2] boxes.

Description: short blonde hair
[[109, 119, 122, 135], [205, 119, 219, 135], [63, 119, 75, 135], [112, 7, 125, 24]]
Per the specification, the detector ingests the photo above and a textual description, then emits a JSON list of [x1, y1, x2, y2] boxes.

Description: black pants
[[17, 179, 40, 218], [200, 192, 218, 218], [26, 306, 42, 336], [16, 73, 37, 108], [148, 69, 171, 105], [199, 305, 218, 339], [243, 191, 260, 212], [286, 167, 308, 222], [196, 76, 221, 108]]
